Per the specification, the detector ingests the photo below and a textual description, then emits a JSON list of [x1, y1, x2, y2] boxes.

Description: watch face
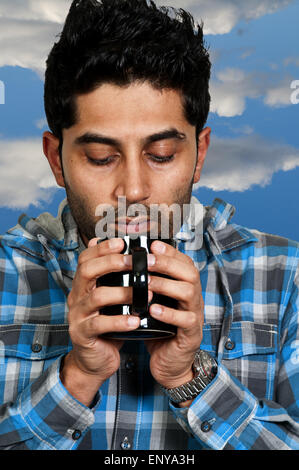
[[162, 350, 218, 404], [196, 350, 218, 379]]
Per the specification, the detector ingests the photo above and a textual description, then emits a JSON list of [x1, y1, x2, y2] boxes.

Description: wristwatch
[[162, 350, 218, 404]]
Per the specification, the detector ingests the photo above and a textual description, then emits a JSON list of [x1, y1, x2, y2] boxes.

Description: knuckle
[[105, 253, 114, 266], [184, 283, 195, 300], [77, 253, 84, 266], [68, 322, 76, 336], [185, 255, 195, 266], [67, 291, 74, 309], [88, 315, 99, 332], [159, 255, 169, 271], [169, 307, 176, 323], [166, 257, 172, 271], [96, 239, 109, 253], [105, 253, 121, 271], [78, 262, 90, 280], [115, 253, 126, 269], [155, 276, 164, 290], [68, 323, 80, 344], [90, 287, 103, 306], [190, 267, 199, 284], [96, 243, 104, 258], [187, 311, 198, 328], [78, 250, 88, 266]]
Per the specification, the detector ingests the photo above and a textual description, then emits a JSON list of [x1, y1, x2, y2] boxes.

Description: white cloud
[[264, 77, 295, 107], [157, 0, 293, 35], [210, 68, 263, 117], [195, 134, 299, 192], [35, 117, 48, 129], [221, 122, 255, 136], [210, 68, 296, 117], [0, 18, 58, 78], [0, 138, 58, 208], [0, 0, 70, 23], [0, 1, 70, 77]]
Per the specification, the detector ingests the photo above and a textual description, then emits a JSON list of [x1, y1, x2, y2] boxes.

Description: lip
[[113, 219, 155, 234], [116, 218, 150, 225]]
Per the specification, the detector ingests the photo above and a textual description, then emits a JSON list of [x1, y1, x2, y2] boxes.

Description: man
[[0, 0, 298, 451]]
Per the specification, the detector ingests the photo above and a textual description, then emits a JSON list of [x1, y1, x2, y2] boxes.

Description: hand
[[60, 237, 141, 406], [145, 240, 204, 396]]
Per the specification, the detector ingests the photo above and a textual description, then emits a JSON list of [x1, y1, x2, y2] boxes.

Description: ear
[[192, 127, 211, 185], [43, 131, 65, 188]]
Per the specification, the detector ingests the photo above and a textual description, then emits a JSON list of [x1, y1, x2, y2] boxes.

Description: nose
[[114, 157, 150, 204]]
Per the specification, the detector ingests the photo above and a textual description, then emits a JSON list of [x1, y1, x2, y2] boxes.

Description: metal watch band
[[162, 350, 218, 404]]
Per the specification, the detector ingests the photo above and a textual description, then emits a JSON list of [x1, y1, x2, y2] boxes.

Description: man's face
[[44, 81, 210, 245]]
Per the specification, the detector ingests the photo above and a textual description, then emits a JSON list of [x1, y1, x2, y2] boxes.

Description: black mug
[[96, 235, 178, 340]]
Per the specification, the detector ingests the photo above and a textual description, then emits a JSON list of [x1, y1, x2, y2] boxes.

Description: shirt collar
[[175, 196, 257, 252], [15, 199, 80, 252], [12, 196, 257, 255]]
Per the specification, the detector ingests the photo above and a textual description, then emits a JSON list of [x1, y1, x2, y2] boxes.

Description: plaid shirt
[[0, 197, 298, 450]]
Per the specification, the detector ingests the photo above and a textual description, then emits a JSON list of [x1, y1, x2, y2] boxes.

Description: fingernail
[[147, 254, 156, 266], [127, 316, 140, 328], [153, 241, 166, 254], [109, 238, 123, 249], [151, 304, 162, 316]]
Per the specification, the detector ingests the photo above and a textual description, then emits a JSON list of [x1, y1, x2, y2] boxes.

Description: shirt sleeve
[[169, 271, 299, 450], [0, 355, 100, 450]]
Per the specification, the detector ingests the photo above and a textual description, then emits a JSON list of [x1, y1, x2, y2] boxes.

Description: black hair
[[44, 0, 211, 149]]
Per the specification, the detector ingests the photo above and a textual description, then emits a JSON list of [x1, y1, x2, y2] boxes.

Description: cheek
[[150, 165, 193, 200], [65, 164, 115, 218], [172, 165, 194, 188], [64, 160, 98, 193]]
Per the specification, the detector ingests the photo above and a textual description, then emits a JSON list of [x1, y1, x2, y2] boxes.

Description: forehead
[[73, 81, 190, 138]]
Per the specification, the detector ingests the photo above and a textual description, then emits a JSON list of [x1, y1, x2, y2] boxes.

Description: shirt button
[[120, 437, 131, 450], [72, 430, 82, 440], [125, 359, 136, 372], [31, 343, 42, 353], [201, 421, 212, 433], [225, 339, 235, 350]]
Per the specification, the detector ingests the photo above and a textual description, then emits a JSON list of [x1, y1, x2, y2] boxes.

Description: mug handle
[[132, 247, 148, 315]]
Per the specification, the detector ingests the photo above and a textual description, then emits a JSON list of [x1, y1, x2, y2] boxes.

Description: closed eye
[[86, 155, 116, 166], [87, 154, 175, 166], [147, 154, 175, 164]]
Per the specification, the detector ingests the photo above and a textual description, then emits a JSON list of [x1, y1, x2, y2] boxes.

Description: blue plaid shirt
[[0, 197, 298, 450]]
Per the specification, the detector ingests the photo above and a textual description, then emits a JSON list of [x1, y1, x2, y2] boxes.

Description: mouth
[[114, 218, 153, 234]]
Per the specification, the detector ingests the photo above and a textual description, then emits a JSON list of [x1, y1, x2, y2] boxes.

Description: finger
[[150, 240, 195, 266], [149, 303, 202, 334], [71, 285, 153, 319], [147, 253, 200, 284], [148, 275, 200, 304], [72, 252, 130, 300], [88, 237, 100, 248], [72, 285, 132, 318], [79, 238, 125, 265], [77, 312, 141, 340]]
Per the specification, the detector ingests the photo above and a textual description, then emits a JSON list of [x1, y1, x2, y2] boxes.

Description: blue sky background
[[0, 0, 299, 240]]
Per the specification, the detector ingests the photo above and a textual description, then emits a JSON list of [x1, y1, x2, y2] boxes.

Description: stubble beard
[[64, 179, 194, 245], [64, 181, 98, 243]]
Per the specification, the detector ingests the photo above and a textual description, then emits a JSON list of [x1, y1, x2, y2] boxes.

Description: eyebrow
[[74, 128, 187, 148]]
